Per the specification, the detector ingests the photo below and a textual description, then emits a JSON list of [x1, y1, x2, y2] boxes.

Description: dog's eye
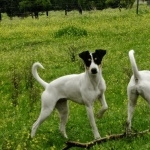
[[94, 58, 97, 60], [88, 59, 91, 61]]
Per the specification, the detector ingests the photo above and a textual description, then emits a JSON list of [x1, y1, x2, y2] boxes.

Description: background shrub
[[54, 26, 87, 38]]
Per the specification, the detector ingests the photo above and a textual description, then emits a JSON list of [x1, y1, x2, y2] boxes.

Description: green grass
[[1, 5, 150, 149]]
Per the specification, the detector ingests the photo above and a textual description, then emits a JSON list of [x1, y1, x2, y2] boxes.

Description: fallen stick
[[62, 129, 150, 150]]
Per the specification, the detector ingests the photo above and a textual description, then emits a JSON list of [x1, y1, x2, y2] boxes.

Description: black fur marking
[[79, 51, 92, 67], [92, 49, 106, 65], [79, 49, 106, 67]]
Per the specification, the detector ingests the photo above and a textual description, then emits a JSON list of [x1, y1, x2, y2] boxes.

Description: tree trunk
[[46, 11, 48, 17], [147, 0, 150, 6], [0, 12, 2, 21], [34, 12, 39, 19]]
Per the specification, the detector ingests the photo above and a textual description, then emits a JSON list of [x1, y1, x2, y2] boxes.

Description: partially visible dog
[[126, 50, 150, 133], [31, 49, 108, 139]]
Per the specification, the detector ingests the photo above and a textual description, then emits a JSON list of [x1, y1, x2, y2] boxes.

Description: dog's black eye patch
[[79, 51, 92, 67], [92, 49, 106, 65], [85, 57, 92, 67], [92, 53, 101, 65]]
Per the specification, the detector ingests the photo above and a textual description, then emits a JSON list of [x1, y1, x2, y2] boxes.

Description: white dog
[[31, 49, 108, 139], [126, 50, 150, 133]]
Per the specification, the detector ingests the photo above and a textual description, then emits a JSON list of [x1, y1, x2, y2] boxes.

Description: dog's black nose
[[91, 68, 97, 74]]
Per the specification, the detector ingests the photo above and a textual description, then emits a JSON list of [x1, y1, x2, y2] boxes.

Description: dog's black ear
[[92, 49, 106, 65], [79, 51, 90, 60], [95, 49, 106, 58], [79, 51, 92, 67]]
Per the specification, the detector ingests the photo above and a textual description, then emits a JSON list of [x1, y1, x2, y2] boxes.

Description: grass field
[[1, 4, 150, 150]]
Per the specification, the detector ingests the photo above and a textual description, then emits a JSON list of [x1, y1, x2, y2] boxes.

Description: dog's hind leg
[[97, 94, 108, 118], [31, 92, 56, 138], [139, 84, 150, 105], [56, 99, 69, 138], [126, 89, 138, 133]]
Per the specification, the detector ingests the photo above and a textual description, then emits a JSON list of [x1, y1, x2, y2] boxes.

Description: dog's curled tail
[[32, 62, 48, 88], [129, 50, 140, 80]]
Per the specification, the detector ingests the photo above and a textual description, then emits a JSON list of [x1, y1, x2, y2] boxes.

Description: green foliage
[[1, 0, 136, 18], [105, 0, 135, 9], [120, 0, 135, 8], [105, 0, 120, 8], [54, 26, 87, 38], [1, 6, 150, 149], [19, 0, 52, 12]]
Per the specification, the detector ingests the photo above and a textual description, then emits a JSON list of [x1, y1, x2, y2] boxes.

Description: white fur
[[31, 58, 108, 139], [126, 50, 150, 132]]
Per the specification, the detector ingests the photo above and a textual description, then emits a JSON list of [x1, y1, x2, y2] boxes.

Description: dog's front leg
[[97, 94, 108, 118], [86, 105, 101, 139]]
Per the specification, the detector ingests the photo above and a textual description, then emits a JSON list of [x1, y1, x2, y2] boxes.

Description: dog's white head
[[79, 49, 106, 75]]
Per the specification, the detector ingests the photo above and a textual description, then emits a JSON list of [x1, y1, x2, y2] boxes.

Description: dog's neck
[[85, 69, 102, 87]]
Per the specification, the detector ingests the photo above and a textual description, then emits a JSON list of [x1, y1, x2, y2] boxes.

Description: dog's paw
[[125, 127, 133, 136], [96, 113, 103, 118], [126, 130, 132, 137], [94, 135, 101, 140], [125, 121, 132, 136], [94, 132, 101, 140], [64, 134, 68, 139], [60, 131, 68, 139]]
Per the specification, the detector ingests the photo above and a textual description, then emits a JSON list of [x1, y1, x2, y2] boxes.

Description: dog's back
[[128, 50, 150, 98], [127, 50, 150, 133]]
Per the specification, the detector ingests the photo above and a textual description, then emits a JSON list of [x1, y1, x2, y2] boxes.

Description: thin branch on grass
[[62, 129, 150, 150]]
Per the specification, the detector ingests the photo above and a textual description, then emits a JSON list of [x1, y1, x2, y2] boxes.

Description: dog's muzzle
[[91, 68, 98, 74]]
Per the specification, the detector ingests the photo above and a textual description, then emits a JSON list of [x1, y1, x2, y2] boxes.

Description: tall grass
[[1, 5, 150, 149]]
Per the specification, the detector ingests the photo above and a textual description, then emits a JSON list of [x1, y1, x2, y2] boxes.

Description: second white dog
[[31, 49, 108, 139], [126, 50, 150, 133]]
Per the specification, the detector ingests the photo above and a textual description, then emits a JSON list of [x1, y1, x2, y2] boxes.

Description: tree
[[120, 0, 135, 9], [106, 0, 121, 8], [19, 0, 51, 18], [4, 0, 21, 18], [95, 0, 106, 10], [0, 0, 136, 19], [0, 10, 1, 21], [0, 0, 6, 12], [64, 0, 83, 15], [50, 0, 64, 10]]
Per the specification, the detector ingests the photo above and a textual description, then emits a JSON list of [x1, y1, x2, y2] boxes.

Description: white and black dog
[[31, 49, 108, 139], [126, 50, 150, 133]]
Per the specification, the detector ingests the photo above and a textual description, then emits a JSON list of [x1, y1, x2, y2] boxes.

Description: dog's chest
[[89, 89, 100, 100], [82, 83, 101, 101]]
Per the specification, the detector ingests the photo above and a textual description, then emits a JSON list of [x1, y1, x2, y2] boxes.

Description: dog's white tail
[[32, 62, 48, 88], [129, 50, 140, 80]]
